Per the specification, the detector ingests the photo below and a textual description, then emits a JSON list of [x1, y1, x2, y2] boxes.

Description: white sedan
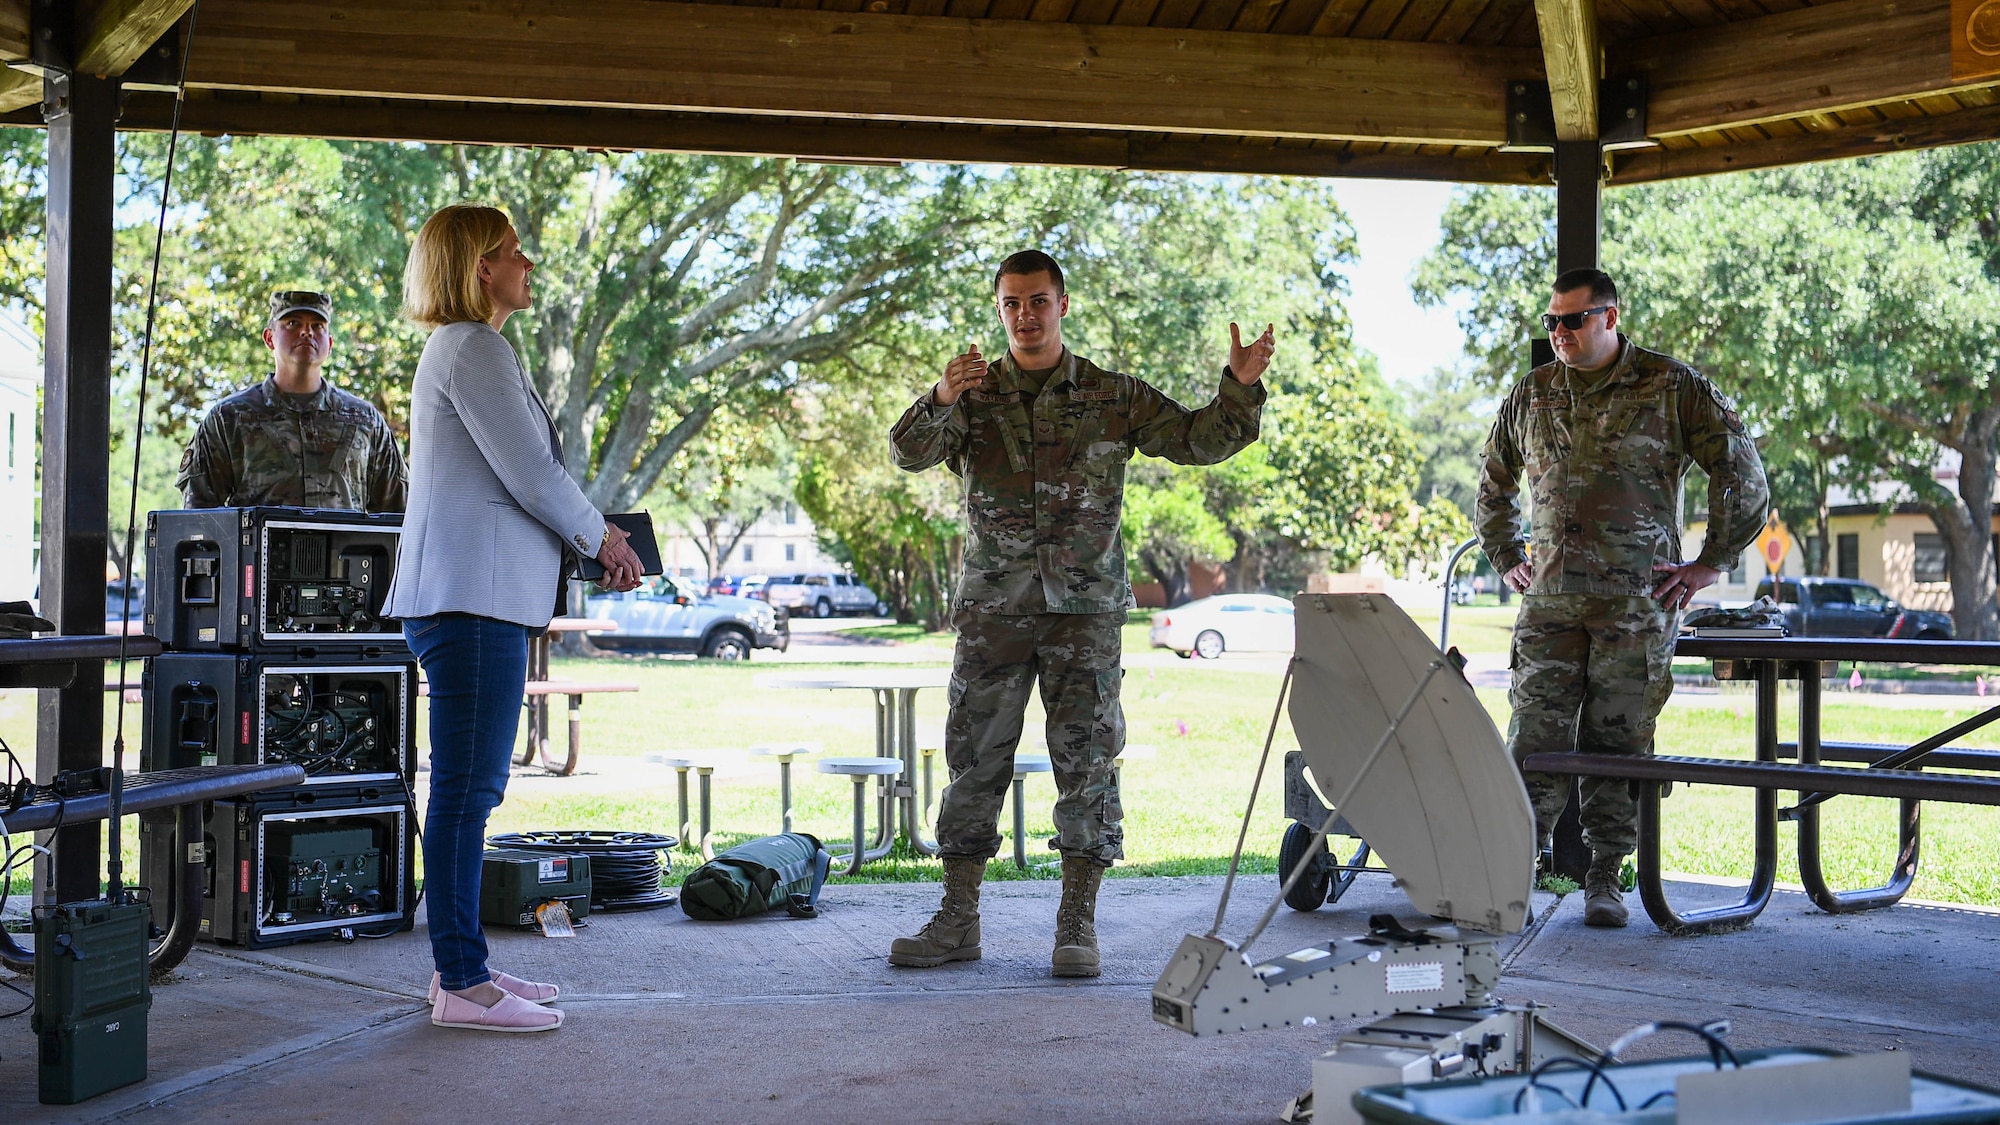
[[1148, 594, 1296, 659]]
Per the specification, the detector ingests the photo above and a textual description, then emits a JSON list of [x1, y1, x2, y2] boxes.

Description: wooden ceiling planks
[[0, 0, 1992, 187]]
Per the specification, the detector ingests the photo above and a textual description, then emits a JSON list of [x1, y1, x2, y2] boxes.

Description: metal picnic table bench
[[1523, 636, 2000, 935], [0, 634, 306, 972]]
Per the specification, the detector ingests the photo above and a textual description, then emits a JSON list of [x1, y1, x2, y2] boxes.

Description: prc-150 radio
[[142, 656, 415, 784], [147, 507, 405, 654], [200, 783, 416, 949]]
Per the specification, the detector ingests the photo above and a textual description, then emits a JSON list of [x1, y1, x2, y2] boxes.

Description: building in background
[[0, 313, 38, 600], [658, 501, 845, 581], [1688, 457, 2000, 614]]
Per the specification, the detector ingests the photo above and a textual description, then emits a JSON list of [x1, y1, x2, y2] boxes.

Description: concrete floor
[[4, 872, 1998, 1124]]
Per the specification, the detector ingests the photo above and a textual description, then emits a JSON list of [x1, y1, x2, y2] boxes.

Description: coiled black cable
[[486, 831, 678, 911]]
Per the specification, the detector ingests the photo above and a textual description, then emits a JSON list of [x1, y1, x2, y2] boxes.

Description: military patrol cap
[[269, 289, 333, 327]]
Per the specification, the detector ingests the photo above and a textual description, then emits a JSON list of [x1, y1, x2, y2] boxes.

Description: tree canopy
[[1414, 145, 2000, 638], [1, 132, 1480, 619]]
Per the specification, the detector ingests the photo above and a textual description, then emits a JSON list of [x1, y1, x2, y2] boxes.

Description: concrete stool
[[816, 757, 902, 875], [647, 753, 721, 860], [1009, 754, 1054, 869], [750, 742, 822, 834]]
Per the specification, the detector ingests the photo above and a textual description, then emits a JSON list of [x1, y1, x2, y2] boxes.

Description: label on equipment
[[244, 566, 255, 598], [538, 857, 568, 883], [239, 859, 251, 893], [1284, 948, 1332, 963], [536, 900, 576, 938], [198, 627, 217, 642], [1385, 961, 1445, 994]]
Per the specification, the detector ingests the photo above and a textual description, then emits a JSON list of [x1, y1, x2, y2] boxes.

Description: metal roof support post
[[36, 65, 118, 905], [1554, 138, 1602, 273]]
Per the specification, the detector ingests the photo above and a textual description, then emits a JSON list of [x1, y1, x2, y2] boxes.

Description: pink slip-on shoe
[[428, 970, 560, 1005], [431, 989, 564, 1033]]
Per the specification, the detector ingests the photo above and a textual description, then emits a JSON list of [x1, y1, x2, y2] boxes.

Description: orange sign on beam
[[1955, 0, 2000, 80]]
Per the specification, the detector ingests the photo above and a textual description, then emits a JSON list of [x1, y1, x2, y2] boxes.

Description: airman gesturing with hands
[[1227, 322, 1276, 385], [935, 343, 989, 406]]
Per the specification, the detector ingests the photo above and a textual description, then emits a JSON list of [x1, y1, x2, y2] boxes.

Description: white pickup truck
[[760, 573, 891, 618]]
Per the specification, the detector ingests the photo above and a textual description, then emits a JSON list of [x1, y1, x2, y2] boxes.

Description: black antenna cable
[[107, 0, 202, 904]]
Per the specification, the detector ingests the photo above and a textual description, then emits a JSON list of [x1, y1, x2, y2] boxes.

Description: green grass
[[484, 657, 1302, 888], [1407, 604, 1520, 657], [837, 622, 953, 646], [6, 631, 1998, 911]]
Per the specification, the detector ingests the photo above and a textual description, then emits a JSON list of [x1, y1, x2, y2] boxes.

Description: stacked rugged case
[[139, 508, 419, 949]]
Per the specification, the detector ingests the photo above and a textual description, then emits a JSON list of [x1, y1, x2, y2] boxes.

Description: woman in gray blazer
[[385, 204, 642, 1033]]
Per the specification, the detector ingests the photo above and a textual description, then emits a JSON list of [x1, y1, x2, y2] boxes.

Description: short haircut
[[402, 204, 512, 330], [994, 249, 1065, 295], [1552, 267, 1618, 307]]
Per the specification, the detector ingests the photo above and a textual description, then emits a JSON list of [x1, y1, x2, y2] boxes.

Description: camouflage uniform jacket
[[890, 348, 1265, 614], [1476, 337, 1768, 597], [178, 377, 408, 512]]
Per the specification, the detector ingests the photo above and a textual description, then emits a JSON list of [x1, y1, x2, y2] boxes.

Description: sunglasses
[[1540, 306, 1613, 333]]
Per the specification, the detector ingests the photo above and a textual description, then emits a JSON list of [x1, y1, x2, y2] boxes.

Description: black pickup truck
[[1753, 577, 1955, 640]]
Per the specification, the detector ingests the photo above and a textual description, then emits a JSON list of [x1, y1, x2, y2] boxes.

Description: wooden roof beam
[[1609, 101, 2000, 184], [1621, 0, 1980, 138], [95, 91, 1549, 184], [77, 0, 195, 77], [178, 0, 1538, 146], [0, 0, 30, 113], [1532, 0, 1598, 141], [0, 0, 193, 115], [0, 0, 26, 60]]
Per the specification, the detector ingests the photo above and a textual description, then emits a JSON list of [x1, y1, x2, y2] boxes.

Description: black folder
[[576, 511, 664, 580]]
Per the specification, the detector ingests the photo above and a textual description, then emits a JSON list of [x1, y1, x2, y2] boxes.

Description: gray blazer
[[382, 321, 604, 629]]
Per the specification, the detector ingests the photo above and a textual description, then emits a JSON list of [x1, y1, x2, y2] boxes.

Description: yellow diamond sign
[[1754, 513, 1794, 577]]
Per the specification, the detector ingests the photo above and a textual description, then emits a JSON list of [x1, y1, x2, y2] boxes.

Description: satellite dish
[[1288, 593, 1535, 935]]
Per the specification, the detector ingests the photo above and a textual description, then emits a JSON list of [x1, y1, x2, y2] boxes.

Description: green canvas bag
[[679, 832, 832, 920]]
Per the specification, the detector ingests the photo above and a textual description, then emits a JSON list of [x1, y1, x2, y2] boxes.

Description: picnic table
[[1524, 636, 2000, 935], [518, 617, 637, 775], [753, 669, 951, 859], [0, 633, 302, 973]]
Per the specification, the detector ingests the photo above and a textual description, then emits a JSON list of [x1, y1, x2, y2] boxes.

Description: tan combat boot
[[1052, 855, 1105, 978], [888, 856, 985, 967], [1582, 853, 1629, 928]]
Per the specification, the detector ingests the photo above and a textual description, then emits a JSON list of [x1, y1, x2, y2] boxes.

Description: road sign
[[1755, 514, 1794, 576]]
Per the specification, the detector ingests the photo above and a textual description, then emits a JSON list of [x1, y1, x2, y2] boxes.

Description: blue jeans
[[406, 613, 530, 991]]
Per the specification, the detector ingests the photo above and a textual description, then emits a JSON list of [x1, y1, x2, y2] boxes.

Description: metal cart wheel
[[1279, 820, 1333, 912], [1279, 820, 1374, 911]]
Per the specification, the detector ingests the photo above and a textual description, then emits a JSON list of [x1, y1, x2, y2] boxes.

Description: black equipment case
[[146, 507, 406, 655]]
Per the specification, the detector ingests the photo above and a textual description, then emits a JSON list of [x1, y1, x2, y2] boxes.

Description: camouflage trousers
[[934, 610, 1125, 866], [1508, 593, 1678, 859]]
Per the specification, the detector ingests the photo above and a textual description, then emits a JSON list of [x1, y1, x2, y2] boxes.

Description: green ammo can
[[479, 849, 592, 928]]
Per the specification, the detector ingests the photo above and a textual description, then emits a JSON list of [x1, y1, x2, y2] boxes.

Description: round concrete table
[[754, 669, 949, 857]]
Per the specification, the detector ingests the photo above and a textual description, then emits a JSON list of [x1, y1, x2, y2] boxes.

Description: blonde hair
[[402, 204, 511, 330]]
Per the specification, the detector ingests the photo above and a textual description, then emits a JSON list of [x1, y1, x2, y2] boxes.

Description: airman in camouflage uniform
[[1478, 268, 1767, 927], [178, 290, 407, 512], [888, 250, 1272, 976]]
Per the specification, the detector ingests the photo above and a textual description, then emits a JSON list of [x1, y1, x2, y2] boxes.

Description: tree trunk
[[1811, 458, 1832, 577], [1937, 424, 2000, 640]]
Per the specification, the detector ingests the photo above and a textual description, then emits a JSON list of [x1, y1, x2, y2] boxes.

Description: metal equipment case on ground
[[480, 849, 593, 928], [200, 780, 416, 949], [146, 507, 405, 655]]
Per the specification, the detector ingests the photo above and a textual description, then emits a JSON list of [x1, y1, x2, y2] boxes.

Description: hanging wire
[[107, 0, 202, 903]]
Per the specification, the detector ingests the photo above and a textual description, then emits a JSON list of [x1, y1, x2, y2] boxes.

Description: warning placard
[[1754, 514, 1794, 577]]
